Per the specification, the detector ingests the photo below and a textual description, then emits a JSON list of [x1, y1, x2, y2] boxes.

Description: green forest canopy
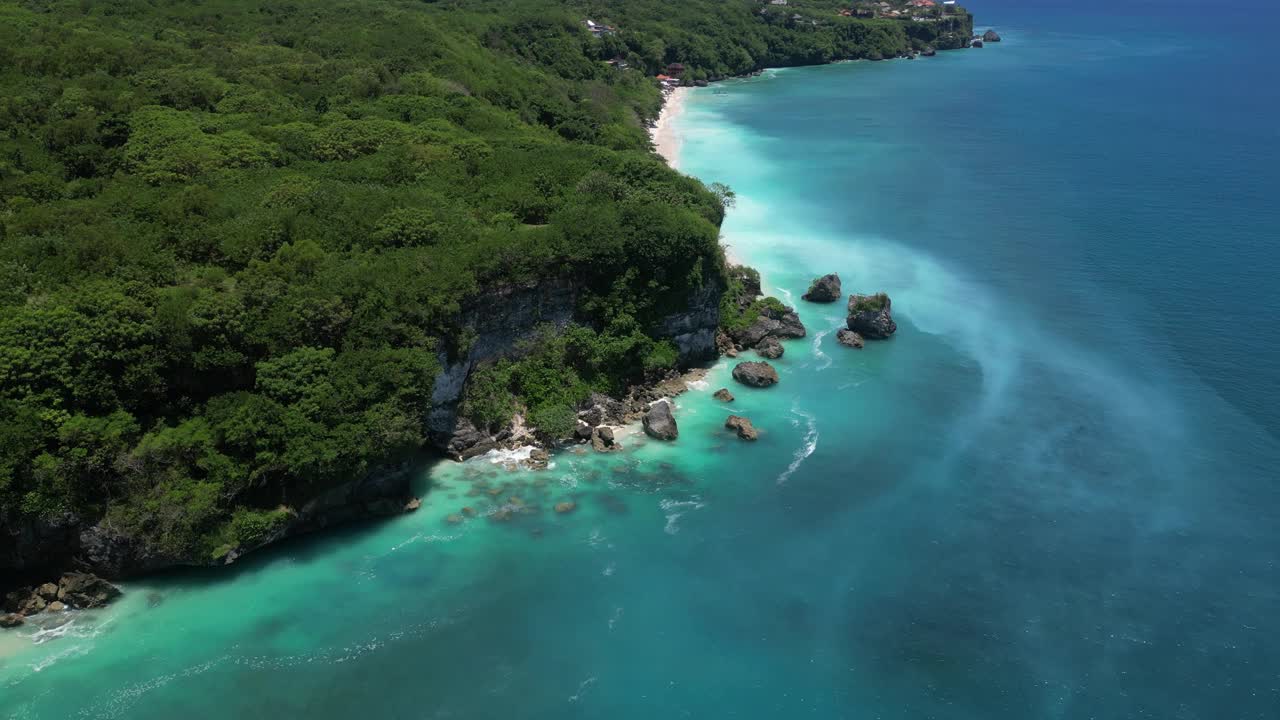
[[0, 0, 969, 562]]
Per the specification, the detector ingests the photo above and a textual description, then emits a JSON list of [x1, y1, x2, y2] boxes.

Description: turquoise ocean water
[[4, 1, 1279, 717]]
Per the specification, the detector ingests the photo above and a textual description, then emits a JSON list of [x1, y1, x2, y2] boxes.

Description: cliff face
[[427, 276, 581, 450], [428, 272, 724, 455]]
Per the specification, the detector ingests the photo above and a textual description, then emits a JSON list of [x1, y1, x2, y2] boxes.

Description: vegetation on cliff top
[[0, 0, 969, 566]]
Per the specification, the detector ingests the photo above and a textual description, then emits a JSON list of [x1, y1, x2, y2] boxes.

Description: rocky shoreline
[[2, 572, 121, 629]]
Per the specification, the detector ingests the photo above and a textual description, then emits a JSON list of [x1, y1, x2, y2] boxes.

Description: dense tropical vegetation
[[0, 0, 970, 568]]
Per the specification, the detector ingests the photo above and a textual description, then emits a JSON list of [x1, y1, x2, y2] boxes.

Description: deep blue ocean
[[3, 1, 1278, 717]]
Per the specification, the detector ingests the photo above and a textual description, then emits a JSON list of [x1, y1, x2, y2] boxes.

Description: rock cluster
[[802, 273, 842, 303], [724, 415, 759, 441], [846, 293, 897, 339], [642, 400, 679, 440], [732, 361, 779, 388], [722, 269, 805, 359], [2, 572, 122, 626]]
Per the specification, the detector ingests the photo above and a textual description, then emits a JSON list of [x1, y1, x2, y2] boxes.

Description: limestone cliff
[[429, 271, 723, 457]]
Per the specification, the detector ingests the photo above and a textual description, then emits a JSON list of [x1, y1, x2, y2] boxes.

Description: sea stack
[[846, 293, 896, 339], [732, 361, 780, 388], [802, 273, 842, 303], [983, 29, 1001, 42]]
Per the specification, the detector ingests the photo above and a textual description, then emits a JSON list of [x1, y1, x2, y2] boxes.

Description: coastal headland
[[0, 0, 983, 616]]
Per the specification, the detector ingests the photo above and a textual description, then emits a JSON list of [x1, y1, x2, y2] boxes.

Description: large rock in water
[[836, 329, 865, 348], [642, 401, 679, 440], [732, 361, 779, 388], [713, 388, 735, 403], [725, 415, 759, 441], [970, 38, 984, 48], [1, 613, 23, 628], [802, 273, 842, 303], [846, 293, 897, 339], [983, 29, 1001, 42], [57, 572, 121, 609]]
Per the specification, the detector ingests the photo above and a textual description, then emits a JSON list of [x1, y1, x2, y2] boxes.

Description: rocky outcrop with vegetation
[[802, 274, 842, 303], [847, 293, 898, 339]]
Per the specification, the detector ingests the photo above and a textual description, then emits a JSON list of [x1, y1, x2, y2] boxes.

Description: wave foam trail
[[777, 405, 818, 485], [811, 327, 832, 370], [660, 497, 705, 535]]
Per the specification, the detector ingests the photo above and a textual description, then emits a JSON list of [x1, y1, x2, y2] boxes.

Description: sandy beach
[[650, 87, 690, 167], [650, 86, 745, 264]]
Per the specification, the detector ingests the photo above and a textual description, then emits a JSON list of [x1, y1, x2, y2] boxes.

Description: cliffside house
[[769, 0, 788, 6], [583, 19, 616, 37], [666, 62, 686, 77]]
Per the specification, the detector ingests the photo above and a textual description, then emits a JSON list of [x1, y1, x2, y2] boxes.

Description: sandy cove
[[650, 86, 690, 168]]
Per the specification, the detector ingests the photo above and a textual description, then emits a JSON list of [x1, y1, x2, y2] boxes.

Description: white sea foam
[[659, 497, 705, 535], [479, 445, 535, 464], [777, 406, 818, 485], [811, 327, 833, 370], [568, 675, 597, 702]]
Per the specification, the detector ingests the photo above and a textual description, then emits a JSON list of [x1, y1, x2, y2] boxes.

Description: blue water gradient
[[3, 1, 1278, 717]]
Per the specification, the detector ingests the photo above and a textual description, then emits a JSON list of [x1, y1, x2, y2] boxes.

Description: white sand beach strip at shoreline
[[651, 87, 690, 167]]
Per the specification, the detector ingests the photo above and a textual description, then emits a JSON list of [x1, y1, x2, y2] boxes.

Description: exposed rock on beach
[[642, 400, 679, 440]]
